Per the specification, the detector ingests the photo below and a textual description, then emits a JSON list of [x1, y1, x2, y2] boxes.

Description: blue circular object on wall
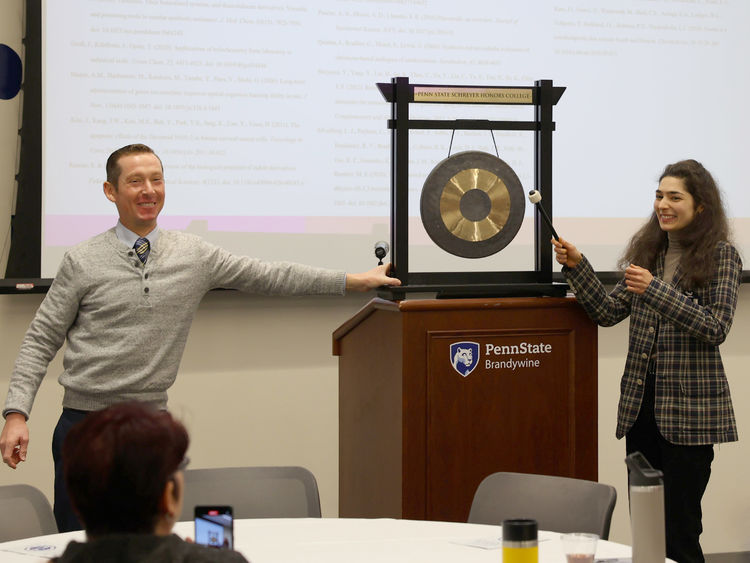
[[0, 44, 23, 100]]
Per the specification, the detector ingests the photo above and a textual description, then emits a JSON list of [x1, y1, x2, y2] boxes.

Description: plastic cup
[[560, 532, 598, 563]]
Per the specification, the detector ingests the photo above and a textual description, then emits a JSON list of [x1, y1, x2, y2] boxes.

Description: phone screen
[[194, 505, 234, 549]]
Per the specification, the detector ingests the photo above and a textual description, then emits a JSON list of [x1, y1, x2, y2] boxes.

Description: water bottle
[[502, 519, 538, 563], [625, 451, 666, 563]]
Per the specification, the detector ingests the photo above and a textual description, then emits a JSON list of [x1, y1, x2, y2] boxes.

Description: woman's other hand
[[624, 264, 654, 294]]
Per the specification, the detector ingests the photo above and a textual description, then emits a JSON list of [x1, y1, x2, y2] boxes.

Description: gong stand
[[376, 77, 566, 300]]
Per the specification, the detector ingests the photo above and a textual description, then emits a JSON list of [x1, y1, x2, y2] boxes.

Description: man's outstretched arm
[[345, 264, 400, 292]]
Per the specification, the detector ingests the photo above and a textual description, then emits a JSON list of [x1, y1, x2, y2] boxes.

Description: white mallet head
[[528, 189, 542, 204]]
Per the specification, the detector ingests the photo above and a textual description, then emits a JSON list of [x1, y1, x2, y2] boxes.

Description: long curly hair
[[617, 159, 731, 288]]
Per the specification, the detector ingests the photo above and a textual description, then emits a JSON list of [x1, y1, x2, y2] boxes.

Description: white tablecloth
[[0, 518, 635, 562]]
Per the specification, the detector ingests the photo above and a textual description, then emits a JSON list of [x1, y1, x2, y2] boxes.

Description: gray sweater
[[4, 228, 346, 417]]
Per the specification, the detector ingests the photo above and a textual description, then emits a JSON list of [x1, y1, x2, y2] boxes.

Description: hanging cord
[[447, 127, 500, 158]]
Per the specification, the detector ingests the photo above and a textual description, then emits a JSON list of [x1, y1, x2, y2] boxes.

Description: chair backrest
[[0, 484, 58, 542], [179, 466, 321, 522], [467, 471, 617, 539]]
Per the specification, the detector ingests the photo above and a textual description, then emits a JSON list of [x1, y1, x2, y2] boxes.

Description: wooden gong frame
[[376, 77, 566, 299]]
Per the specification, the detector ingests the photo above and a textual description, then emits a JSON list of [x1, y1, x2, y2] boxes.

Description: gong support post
[[534, 79, 559, 281], [391, 76, 411, 288]]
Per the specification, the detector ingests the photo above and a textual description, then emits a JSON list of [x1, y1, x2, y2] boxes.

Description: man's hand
[[1, 413, 29, 469], [552, 237, 583, 269], [624, 264, 654, 294], [345, 263, 401, 292]]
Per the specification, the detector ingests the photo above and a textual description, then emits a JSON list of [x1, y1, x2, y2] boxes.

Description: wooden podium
[[333, 296, 598, 522]]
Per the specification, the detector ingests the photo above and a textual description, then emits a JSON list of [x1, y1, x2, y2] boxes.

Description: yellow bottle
[[502, 519, 538, 563]]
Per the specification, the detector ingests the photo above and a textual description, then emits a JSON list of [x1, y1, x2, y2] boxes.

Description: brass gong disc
[[420, 151, 525, 258]]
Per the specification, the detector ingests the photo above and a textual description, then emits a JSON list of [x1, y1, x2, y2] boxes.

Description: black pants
[[626, 371, 714, 563], [52, 408, 90, 532]]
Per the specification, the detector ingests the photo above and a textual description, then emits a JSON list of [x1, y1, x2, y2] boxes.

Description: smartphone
[[194, 505, 234, 549]]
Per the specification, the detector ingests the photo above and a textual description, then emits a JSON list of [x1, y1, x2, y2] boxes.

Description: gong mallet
[[528, 189, 560, 241]]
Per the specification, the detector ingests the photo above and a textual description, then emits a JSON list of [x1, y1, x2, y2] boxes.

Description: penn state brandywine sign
[[447, 338, 556, 378]]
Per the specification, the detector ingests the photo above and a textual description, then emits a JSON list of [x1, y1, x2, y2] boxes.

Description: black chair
[[179, 465, 321, 522], [467, 471, 617, 539], [0, 484, 57, 541]]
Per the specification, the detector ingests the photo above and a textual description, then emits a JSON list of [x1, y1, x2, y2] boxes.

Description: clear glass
[[560, 532, 599, 563]]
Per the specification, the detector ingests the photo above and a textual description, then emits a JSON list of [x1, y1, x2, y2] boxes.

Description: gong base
[[377, 282, 568, 301]]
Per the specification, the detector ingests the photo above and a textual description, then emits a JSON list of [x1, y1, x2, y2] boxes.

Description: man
[[0, 143, 399, 531], [54, 401, 248, 562]]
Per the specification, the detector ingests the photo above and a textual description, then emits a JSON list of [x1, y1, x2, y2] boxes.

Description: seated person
[[53, 402, 247, 562]]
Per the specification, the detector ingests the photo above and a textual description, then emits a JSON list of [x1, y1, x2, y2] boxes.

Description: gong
[[420, 151, 525, 258]]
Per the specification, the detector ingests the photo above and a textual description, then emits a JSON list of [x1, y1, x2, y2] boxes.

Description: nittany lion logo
[[450, 341, 480, 377]]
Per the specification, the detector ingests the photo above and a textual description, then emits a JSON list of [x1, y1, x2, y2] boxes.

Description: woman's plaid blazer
[[563, 241, 741, 446]]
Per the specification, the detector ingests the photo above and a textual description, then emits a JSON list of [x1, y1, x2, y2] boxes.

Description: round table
[[0, 518, 635, 562]]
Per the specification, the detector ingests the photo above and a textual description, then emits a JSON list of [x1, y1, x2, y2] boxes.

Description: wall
[[1, 289, 749, 552], [0, 290, 367, 520], [1, 0, 748, 553]]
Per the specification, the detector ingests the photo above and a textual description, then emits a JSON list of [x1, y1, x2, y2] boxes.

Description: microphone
[[374, 241, 389, 265], [528, 190, 560, 241]]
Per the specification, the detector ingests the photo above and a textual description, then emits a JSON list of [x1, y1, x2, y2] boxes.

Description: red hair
[[63, 402, 189, 536]]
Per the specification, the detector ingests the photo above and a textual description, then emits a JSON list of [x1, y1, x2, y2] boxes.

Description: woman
[[552, 159, 741, 563], [54, 402, 248, 562]]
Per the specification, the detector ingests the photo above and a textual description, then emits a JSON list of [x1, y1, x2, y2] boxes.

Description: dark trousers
[[52, 408, 90, 532], [626, 371, 714, 563]]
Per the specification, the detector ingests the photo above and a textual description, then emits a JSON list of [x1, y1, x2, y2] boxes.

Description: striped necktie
[[134, 237, 150, 264]]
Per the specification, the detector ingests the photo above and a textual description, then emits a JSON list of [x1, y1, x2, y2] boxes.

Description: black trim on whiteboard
[[5, 0, 41, 278], [4, 1, 749, 286], [4, 271, 750, 295]]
